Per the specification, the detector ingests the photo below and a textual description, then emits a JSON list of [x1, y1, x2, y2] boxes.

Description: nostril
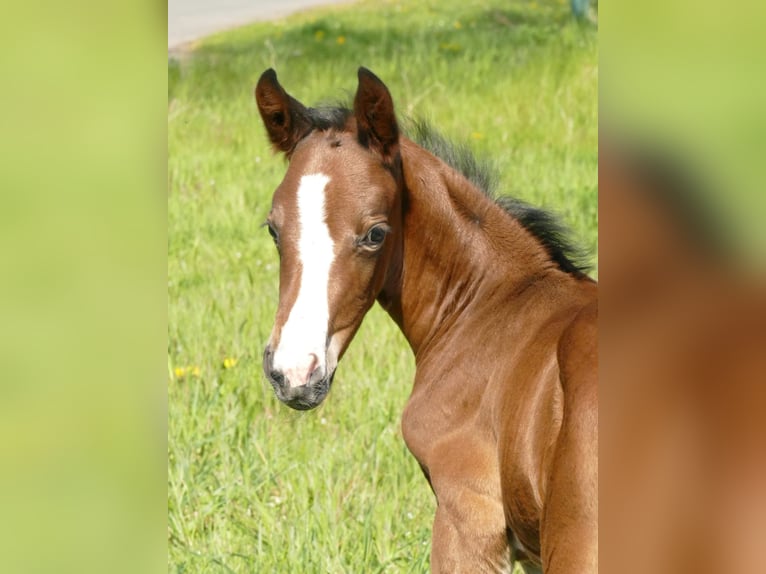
[[269, 369, 285, 387]]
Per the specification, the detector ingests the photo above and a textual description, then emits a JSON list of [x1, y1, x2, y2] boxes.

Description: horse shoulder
[[557, 294, 597, 405], [536, 293, 598, 572]]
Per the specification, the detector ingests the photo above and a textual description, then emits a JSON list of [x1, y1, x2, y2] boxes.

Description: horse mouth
[[274, 371, 335, 411]]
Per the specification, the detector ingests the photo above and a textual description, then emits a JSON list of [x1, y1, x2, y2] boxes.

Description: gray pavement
[[169, 0, 358, 50]]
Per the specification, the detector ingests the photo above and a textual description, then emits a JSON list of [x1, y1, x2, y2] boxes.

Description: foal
[[255, 68, 597, 573]]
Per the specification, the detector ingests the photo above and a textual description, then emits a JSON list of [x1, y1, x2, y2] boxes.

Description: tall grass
[[168, 0, 596, 571]]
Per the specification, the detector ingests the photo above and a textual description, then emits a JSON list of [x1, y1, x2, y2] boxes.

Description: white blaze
[[273, 173, 335, 387]]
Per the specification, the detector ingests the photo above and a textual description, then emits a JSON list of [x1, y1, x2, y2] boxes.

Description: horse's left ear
[[354, 67, 400, 165]]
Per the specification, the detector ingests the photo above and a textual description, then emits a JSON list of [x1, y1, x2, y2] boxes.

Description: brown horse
[[255, 67, 597, 573]]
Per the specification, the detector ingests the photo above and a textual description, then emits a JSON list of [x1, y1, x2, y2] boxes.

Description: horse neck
[[378, 137, 559, 358]]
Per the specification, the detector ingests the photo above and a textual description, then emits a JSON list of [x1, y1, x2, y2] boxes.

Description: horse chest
[[400, 389, 444, 468], [400, 368, 495, 476]]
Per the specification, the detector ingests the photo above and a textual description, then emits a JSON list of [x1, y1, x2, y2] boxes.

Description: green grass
[[168, 0, 597, 571]]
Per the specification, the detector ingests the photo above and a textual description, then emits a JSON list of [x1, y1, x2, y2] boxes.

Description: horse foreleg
[[430, 503, 512, 574], [426, 438, 511, 573]]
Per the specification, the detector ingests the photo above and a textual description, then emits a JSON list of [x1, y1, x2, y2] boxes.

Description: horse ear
[[354, 67, 400, 165], [255, 69, 311, 156]]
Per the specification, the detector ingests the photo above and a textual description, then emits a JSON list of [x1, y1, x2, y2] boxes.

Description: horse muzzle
[[263, 345, 335, 410]]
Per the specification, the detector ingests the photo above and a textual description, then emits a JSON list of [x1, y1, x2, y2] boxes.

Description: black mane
[[408, 120, 591, 276], [303, 107, 591, 275], [305, 104, 351, 131]]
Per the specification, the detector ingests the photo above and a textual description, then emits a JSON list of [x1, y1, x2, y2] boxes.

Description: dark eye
[[265, 222, 279, 245], [360, 224, 389, 250]]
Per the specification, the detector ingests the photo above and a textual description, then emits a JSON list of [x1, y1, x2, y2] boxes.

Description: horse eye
[[266, 222, 279, 244], [361, 224, 389, 249]]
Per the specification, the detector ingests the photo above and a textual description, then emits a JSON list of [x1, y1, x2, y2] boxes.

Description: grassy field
[[168, 0, 597, 571]]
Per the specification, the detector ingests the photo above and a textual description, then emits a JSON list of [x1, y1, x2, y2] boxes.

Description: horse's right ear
[[255, 69, 311, 156]]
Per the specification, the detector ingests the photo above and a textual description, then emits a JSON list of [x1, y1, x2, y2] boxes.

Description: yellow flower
[[314, 30, 325, 41], [336, 35, 346, 45], [173, 365, 201, 379], [471, 132, 483, 140], [454, 21, 462, 29], [223, 357, 238, 369]]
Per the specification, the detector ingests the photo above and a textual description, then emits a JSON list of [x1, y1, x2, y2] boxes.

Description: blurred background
[[601, 1, 766, 571], [169, 0, 361, 50]]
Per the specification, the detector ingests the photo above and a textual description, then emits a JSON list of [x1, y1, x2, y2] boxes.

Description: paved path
[[169, 0, 357, 50]]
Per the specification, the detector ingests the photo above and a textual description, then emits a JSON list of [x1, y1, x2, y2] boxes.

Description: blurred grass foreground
[[168, 0, 596, 572]]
